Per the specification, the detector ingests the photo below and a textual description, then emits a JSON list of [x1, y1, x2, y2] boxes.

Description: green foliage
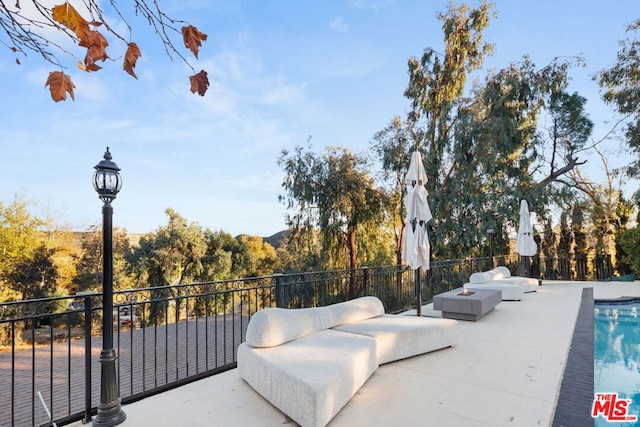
[[618, 227, 640, 276], [371, 1, 594, 260], [235, 234, 278, 277], [127, 209, 206, 288], [598, 19, 640, 179], [0, 195, 44, 281], [370, 117, 417, 264], [75, 225, 132, 293], [558, 211, 573, 258], [5, 246, 56, 300], [278, 145, 386, 290], [614, 193, 636, 274], [571, 202, 588, 259]]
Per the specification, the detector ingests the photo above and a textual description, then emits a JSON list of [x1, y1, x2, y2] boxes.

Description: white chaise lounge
[[237, 296, 458, 427], [464, 266, 539, 301]]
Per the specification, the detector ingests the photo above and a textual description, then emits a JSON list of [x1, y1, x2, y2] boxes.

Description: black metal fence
[[0, 254, 620, 426]]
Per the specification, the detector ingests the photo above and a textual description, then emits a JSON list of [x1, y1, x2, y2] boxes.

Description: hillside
[[263, 230, 289, 249]]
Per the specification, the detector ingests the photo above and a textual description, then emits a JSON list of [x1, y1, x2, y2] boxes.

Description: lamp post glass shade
[[93, 147, 122, 202]]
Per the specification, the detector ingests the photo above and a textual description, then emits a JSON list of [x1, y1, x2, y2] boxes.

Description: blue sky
[[0, 0, 637, 237]]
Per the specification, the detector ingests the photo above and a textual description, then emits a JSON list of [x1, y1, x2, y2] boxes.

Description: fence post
[[362, 267, 369, 297], [273, 274, 284, 308], [415, 269, 422, 317], [80, 291, 97, 424]]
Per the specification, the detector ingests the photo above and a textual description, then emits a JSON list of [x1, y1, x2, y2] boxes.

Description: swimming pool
[[594, 299, 640, 425]]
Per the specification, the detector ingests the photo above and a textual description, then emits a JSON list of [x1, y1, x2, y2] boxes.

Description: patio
[[78, 280, 639, 426]]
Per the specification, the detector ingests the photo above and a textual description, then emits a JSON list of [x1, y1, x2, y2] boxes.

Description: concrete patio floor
[[84, 280, 640, 427]]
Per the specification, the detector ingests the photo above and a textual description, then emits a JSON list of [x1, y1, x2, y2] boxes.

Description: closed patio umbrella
[[401, 151, 432, 315], [515, 199, 537, 276]]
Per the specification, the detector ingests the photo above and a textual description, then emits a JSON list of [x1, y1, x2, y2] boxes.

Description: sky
[[0, 0, 637, 237]]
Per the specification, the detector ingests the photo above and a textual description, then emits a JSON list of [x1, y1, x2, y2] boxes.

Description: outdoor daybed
[[464, 266, 539, 301], [237, 296, 458, 427]]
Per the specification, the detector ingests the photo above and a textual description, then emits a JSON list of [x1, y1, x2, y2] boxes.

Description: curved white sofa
[[464, 266, 538, 301], [237, 296, 458, 427]]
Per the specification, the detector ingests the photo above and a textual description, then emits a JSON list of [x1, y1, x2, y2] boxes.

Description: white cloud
[[330, 16, 349, 33]]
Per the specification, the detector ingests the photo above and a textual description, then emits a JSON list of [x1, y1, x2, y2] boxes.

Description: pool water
[[594, 301, 640, 425]]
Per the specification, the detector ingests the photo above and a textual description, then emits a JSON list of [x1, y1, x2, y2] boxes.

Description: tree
[[126, 209, 206, 323], [541, 217, 557, 277], [6, 245, 57, 300], [1, 1, 209, 101], [618, 227, 640, 277], [598, 19, 640, 179], [278, 145, 385, 297], [614, 194, 636, 275], [127, 209, 206, 287], [0, 195, 45, 301], [370, 117, 416, 266], [374, 1, 593, 259], [75, 225, 132, 293], [198, 230, 235, 281], [235, 235, 278, 278], [557, 211, 574, 279]]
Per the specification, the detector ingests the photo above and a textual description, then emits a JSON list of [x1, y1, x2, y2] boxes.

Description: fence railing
[[0, 254, 618, 426]]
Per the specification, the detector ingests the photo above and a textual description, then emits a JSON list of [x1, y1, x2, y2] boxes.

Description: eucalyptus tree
[[370, 117, 415, 265], [598, 18, 640, 179], [374, 1, 594, 259], [597, 18, 640, 275], [378, 1, 496, 259], [278, 145, 385, 297]]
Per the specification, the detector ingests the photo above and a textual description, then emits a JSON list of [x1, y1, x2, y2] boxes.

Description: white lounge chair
[[463, 266, 538, 301]]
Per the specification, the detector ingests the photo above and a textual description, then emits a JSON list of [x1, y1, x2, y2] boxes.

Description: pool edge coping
[[552, 286, 594, 427]]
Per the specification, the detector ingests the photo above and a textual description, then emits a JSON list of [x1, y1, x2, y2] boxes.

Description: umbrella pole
[[415, 268, 422, 316], [520, 255, 531, 277]]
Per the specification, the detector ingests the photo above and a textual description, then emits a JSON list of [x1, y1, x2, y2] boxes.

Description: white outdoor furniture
[[237, 296, 458, 427], [462, 266, 539, 300]]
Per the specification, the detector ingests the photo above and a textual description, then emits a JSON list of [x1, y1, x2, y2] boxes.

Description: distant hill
[[264, 230, 290, 249]]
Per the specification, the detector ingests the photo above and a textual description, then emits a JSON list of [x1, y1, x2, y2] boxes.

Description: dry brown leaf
[[53, 3, 108, 72], [52, 3, 90, 42], [123, 43, 142, 79], [45, 71, 75, 102], [189, 70, 209, 96], [82, 30, 108, 71], [182, 25, 208, 59]]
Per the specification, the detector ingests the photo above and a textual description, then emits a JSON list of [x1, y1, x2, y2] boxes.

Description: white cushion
[[237, 329, 378, 427], [333, 314, 458, 364], [494, 266, 511, 277], [245, 306, 334, 348], [466, 281, 525, 301], [469, 272, 492, 283], [327, 296, 385, 325], [245, 296, 385, 348], [493, 276, 539, 293]]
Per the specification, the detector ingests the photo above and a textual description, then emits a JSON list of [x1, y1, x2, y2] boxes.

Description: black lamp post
[[92, 147, 126, 427], [487, 226, 495, 268]]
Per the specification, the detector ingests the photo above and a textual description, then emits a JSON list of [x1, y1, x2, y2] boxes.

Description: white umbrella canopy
[[401, 151, 433, 271], [515, 199, 537, 256]]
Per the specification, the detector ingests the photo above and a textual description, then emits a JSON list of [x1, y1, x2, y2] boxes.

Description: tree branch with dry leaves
[[1, 1, 209, 101]]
